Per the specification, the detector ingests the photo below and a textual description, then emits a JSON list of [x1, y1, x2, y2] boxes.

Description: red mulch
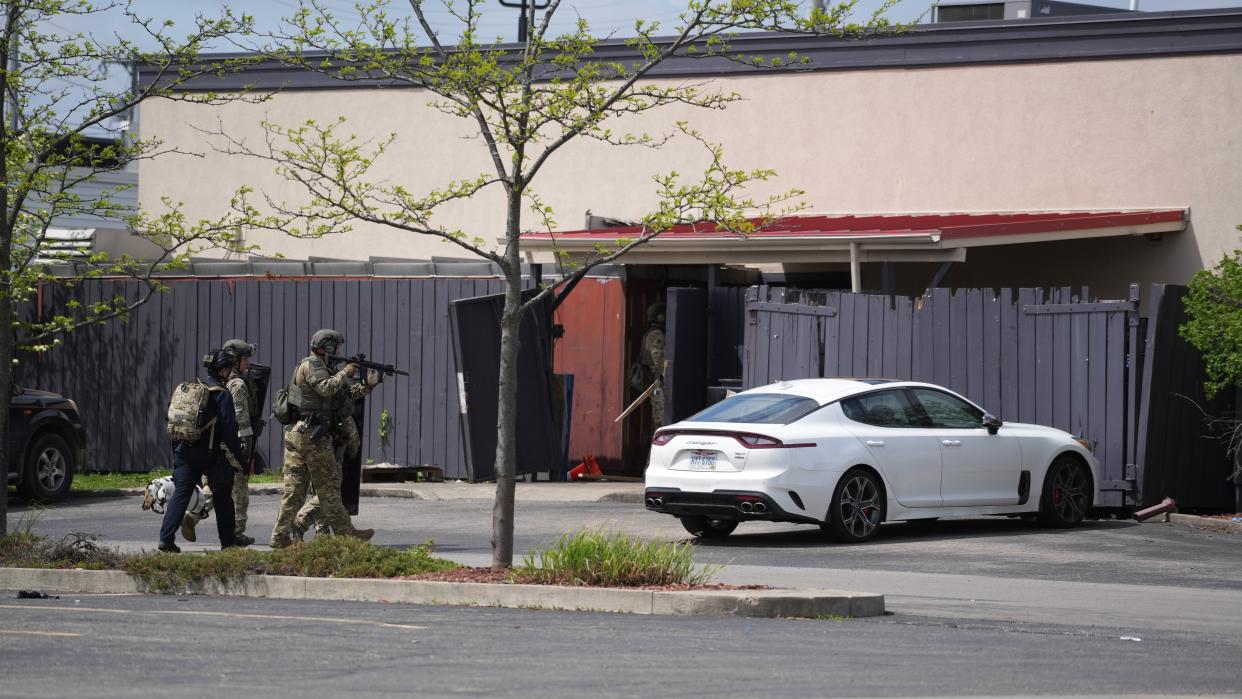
[[400, 567, 767, 591]]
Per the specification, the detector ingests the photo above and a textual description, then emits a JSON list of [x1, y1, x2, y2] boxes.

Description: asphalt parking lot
[[12, 492, 1240, 591]]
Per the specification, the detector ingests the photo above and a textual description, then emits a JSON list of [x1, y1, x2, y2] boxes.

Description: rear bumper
[[643, 487, 820, 525]]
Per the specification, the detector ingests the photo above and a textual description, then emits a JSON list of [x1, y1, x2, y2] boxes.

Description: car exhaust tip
[[753, 502, 768, 513], [645, 497, 655, 507], [739, 501, 754, 512], [653, 497, 664, 507]]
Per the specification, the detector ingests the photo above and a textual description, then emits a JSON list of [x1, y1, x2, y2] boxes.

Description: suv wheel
[[18, 433, 75, 503]]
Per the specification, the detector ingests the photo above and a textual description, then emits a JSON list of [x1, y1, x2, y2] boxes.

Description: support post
[[849, 242, 861, 293]]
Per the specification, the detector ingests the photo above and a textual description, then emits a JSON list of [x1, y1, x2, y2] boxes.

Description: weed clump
[[0, 531, 125, 570], [516, 529, 718, 588]]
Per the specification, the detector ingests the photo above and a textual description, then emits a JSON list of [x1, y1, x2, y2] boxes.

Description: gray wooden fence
[[743, 285, 1142, 507], [19, 276, 508, 479]]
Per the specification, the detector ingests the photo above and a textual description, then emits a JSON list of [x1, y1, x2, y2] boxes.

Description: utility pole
[[497, 0, 550, 42]]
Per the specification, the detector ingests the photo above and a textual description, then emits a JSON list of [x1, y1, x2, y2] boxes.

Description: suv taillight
[[652, 431, 676, 446]]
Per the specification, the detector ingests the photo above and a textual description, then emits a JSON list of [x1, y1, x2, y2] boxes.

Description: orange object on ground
[[568, 455, 604, 480]]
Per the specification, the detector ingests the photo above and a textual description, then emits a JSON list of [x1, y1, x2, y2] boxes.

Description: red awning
[[519, 209, 1187, 266]]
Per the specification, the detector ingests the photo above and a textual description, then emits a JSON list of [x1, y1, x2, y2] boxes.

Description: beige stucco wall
[[138, 53, 1242, 293]]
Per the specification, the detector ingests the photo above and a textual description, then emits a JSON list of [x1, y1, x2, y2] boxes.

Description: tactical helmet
[[222, 338, 255, 357], [203, 347, 238, 372], [646, 302, 666, 326], [310, 329, 345, 352]]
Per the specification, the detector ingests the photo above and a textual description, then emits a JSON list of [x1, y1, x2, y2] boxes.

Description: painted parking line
[[0, 629, 81, 638], [0, 604, 425, 631]]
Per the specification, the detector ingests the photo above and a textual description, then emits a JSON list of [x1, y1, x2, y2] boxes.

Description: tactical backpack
[[272, 384, 298, 426], [166, 379, 224, 442]]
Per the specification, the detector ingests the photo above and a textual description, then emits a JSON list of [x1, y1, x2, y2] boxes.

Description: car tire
[[17, 432, 75, 503], [822, 468, 885, 543], [1037, 456, 1090, 528], [679, 516, 738, 539]]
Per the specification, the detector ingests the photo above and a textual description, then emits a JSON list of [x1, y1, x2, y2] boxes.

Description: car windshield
[[686, 393, 820, 424]]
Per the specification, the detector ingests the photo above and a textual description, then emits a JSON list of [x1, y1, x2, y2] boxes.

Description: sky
[[50, 0, 1242, 51]]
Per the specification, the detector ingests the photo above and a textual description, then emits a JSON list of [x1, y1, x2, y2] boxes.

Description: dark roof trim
[[140, 9, 1242, 92]]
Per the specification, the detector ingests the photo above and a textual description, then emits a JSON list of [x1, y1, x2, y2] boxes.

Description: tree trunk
[[0, 6, 13, 536], [0, 294, 12, 536], [491, 195, 526, 569]]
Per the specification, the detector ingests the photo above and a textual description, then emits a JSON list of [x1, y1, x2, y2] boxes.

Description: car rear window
[[686, 393, 820, 424]]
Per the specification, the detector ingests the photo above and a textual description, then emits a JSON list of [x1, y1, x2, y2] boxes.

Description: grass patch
[[121, 537, 458, 593], [72, 469, 280, 491], [516, 529, 719, 588], [1, 530, 458, 594]]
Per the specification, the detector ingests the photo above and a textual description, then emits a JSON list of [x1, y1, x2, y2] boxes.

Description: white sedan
[[644, 378, 1099, 542]]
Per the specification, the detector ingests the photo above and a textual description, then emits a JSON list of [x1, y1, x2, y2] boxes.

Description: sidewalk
[[74, 479, 647, 504]]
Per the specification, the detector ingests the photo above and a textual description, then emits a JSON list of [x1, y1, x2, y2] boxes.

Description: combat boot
[[268, 534, 295, 549], [180, 514, 198, 542], [233, 533, 256, 546], [343, 528, 375, 542]]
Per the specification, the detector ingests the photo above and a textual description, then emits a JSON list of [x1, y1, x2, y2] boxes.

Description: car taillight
[[736, 433, 783, 448], [652, 432, 676, 446]]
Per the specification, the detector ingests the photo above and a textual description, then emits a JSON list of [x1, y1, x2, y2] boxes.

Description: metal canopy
[[519, 209, 1188, 291]]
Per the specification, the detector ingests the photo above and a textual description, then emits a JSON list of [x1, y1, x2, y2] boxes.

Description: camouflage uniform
[[269, 353, 376, 545], [224, 368, 254, 535], [294, 385, 368, 536], [642, 323, 666, 427]]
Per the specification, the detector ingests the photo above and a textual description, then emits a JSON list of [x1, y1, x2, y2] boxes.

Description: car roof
[[740, 378, 940, 404]]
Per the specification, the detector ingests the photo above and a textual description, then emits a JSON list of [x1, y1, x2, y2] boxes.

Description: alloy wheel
[[838, 474, 882, 538], [35, 447, 67, 491], [1050, 462, 1088, 523]]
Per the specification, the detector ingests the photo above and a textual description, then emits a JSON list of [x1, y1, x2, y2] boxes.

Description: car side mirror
[[982, 413, 1003, 435]]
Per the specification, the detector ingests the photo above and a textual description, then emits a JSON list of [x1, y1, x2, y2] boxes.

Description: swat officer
[[182, 339, 260, 546], [641, 302, 667, 427], [269, 329, 381, 548], [158, 348, 248, 553], [291, 375, 369, 539]]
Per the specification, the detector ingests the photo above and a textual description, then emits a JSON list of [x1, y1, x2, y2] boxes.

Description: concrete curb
[[68, 483, 644, 503], [0, 567, 884, 618], [1169, 513, 1242, 535]]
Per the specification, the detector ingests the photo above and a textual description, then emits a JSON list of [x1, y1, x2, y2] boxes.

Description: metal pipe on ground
[[1134, 497, 1176, 522]]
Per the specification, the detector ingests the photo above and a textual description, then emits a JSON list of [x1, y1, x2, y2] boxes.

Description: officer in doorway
[[641, 302, 667, 427]]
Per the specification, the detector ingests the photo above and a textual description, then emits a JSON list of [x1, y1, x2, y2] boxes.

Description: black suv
[[6, 387, 87, 502]]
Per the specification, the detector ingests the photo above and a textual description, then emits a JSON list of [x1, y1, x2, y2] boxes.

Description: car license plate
[[689, 450, 717, 471]]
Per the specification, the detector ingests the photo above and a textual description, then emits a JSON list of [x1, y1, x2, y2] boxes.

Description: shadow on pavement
[[693, 516, 1135, 548]]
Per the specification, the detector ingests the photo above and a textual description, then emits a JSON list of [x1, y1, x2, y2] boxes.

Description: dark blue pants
[[159, 447, 236, 547]]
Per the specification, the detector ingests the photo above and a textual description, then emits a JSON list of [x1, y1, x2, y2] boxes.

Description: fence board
[[895, 296, 913, 380], [868, 295, 885, 378], [966, 289, 984, 403]]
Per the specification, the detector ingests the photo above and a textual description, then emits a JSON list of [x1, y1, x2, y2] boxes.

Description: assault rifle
[[329, 353, 410, 377]]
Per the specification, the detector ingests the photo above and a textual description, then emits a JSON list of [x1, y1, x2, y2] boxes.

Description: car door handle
[[864, 440, 885, 447], [941, 439, 962, 447]]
